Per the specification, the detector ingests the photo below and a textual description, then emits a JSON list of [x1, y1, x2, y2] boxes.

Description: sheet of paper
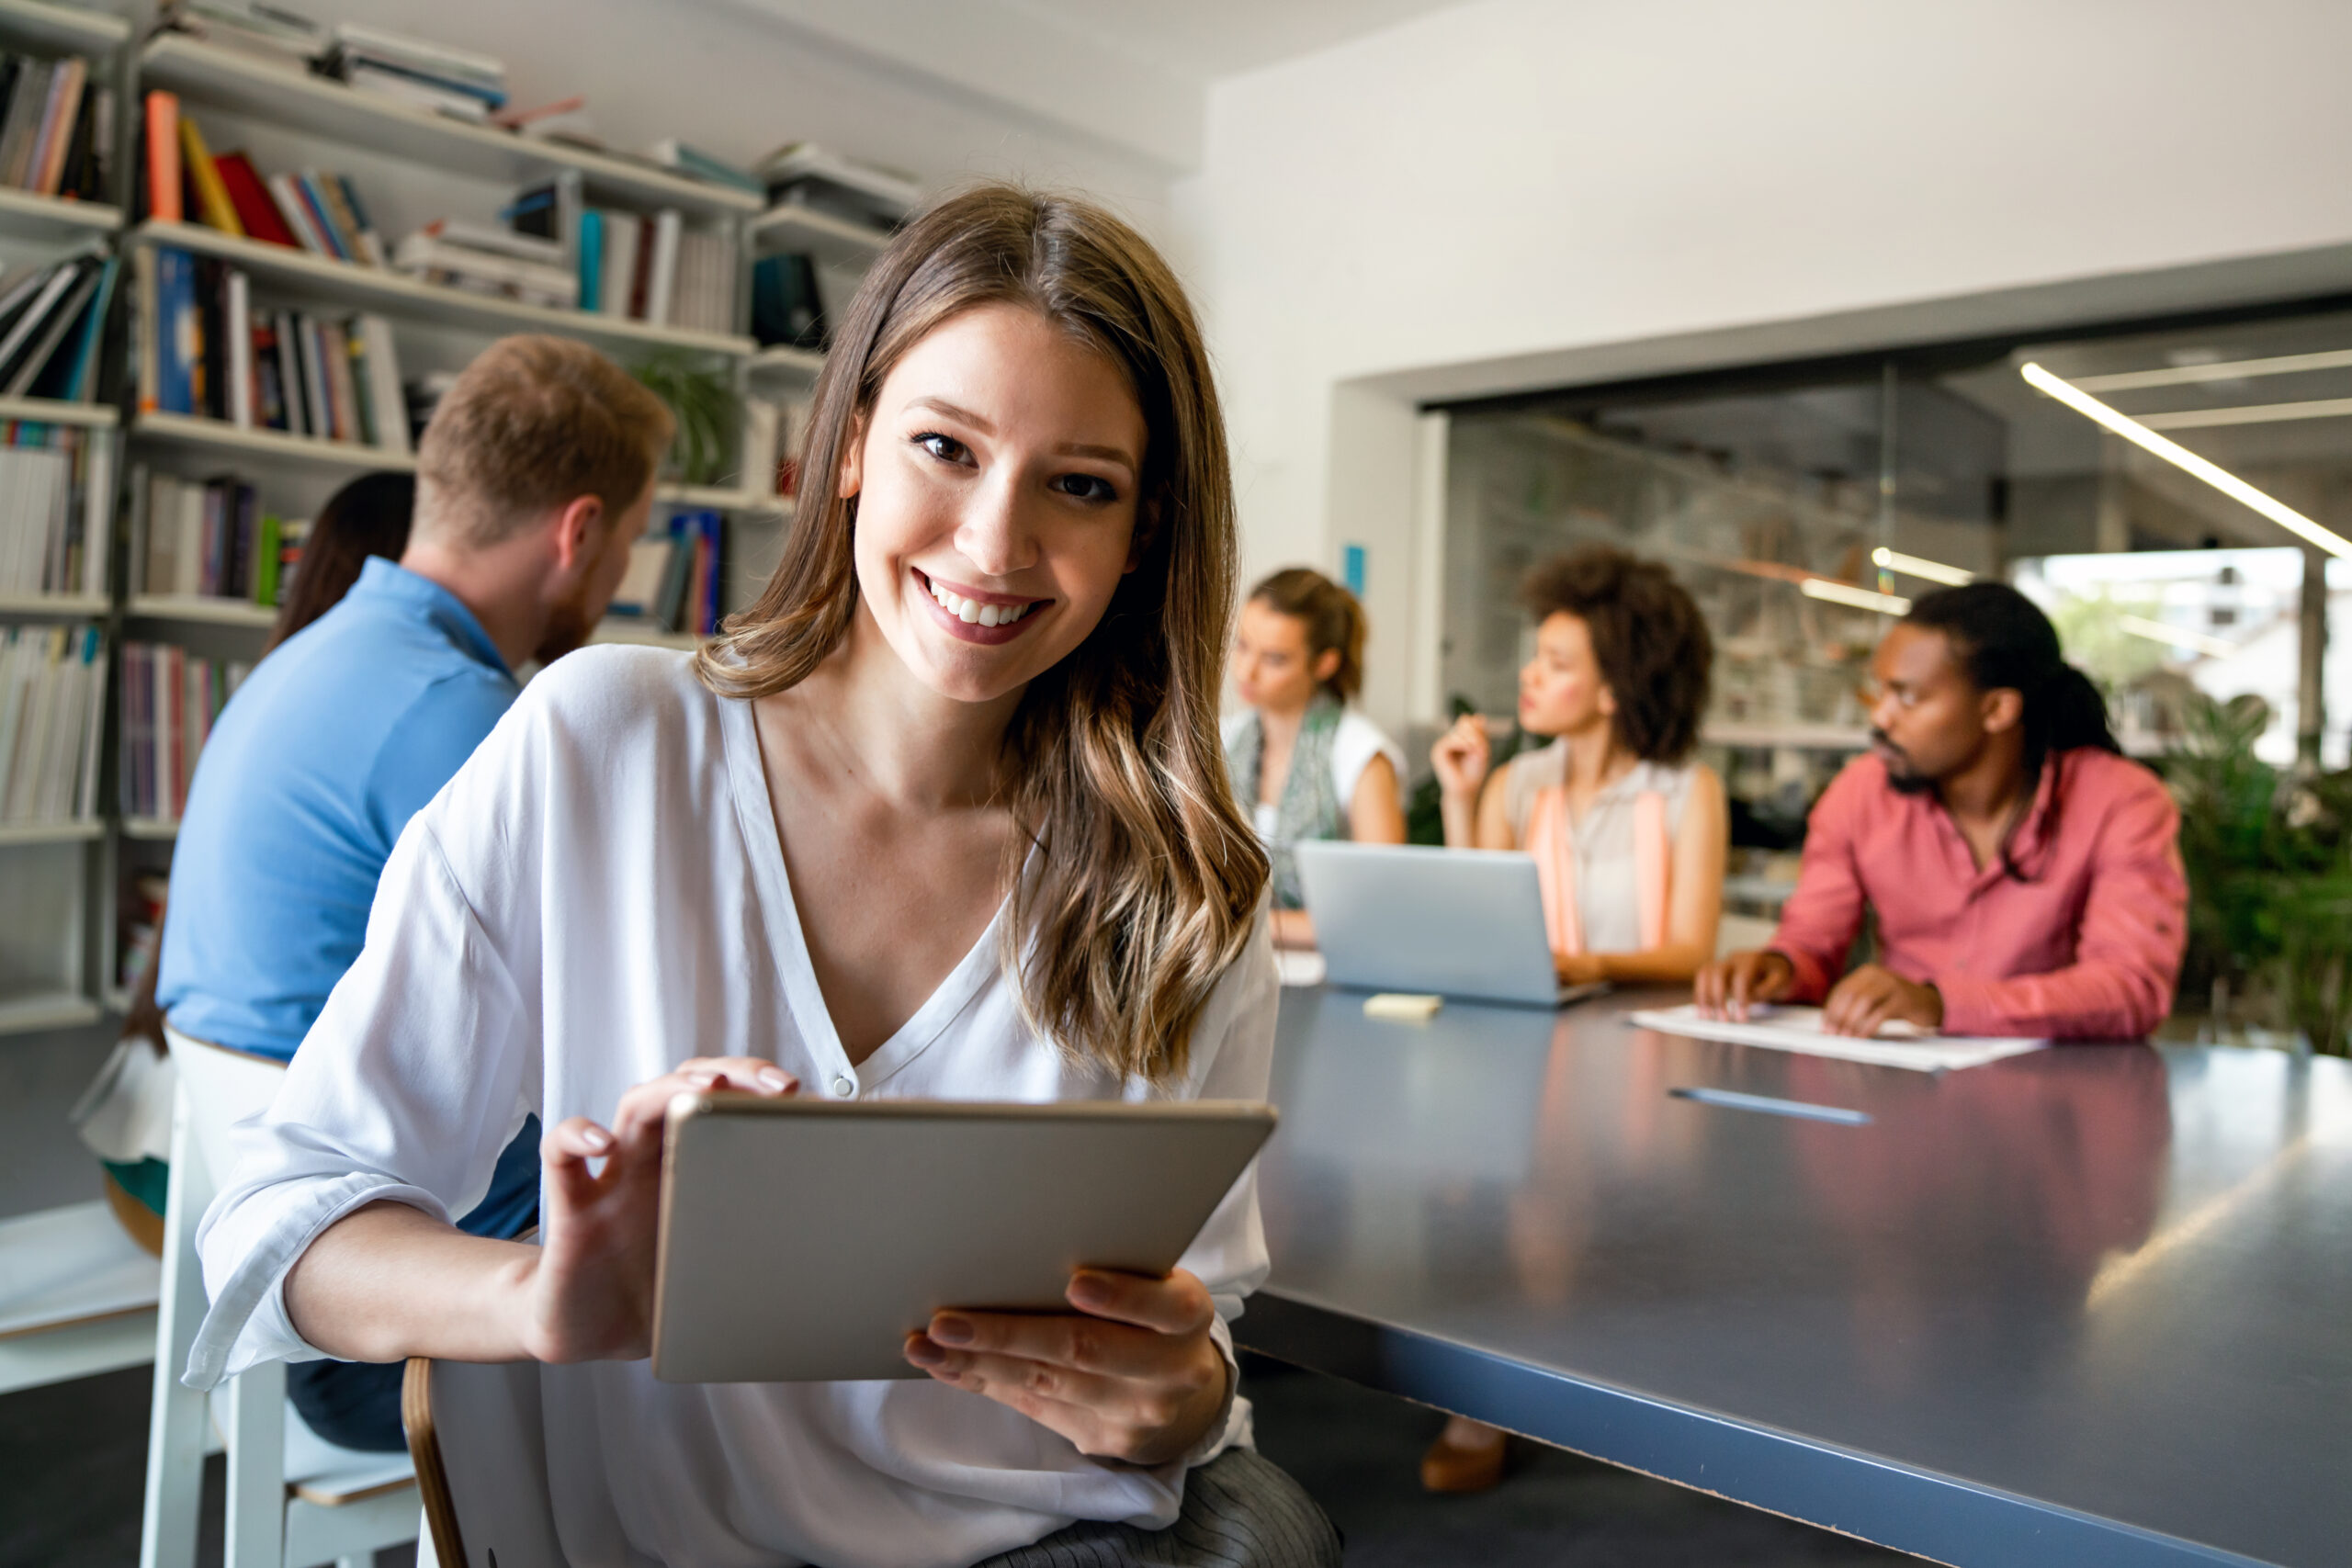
[[1626, 1003, 2050, 1073]]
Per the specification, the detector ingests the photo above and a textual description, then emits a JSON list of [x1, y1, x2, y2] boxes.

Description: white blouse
[[188, 647, 1278, 1568]]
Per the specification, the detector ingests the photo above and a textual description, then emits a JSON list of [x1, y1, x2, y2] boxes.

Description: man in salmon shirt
[[1694, 581, 2187, 1039]]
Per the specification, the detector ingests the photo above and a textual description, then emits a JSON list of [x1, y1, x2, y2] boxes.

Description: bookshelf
[[128, 594, 277, 628], [0, 184, 119, 243], [0, 394, 117, 426], [752, 203, 888, 267], [132, 220, 755, 359], [0, 1, 128, 1048], [0, 592, 107, 615], [0, 819, 102, 846], [750, 344, 825, 381], [140, 35, 762, 220], [132, 409, 413, 473], [0, 0, 127, 57]]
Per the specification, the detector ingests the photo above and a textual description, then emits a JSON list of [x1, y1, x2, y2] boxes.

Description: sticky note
[[1363, 992, 1443, 1022]]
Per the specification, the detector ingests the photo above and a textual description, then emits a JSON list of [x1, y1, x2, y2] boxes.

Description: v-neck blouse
[[187, 646, 1280, 1568]]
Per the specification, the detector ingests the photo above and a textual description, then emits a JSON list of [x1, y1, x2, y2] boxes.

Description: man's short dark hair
[[1520, 546, 1712, 762]]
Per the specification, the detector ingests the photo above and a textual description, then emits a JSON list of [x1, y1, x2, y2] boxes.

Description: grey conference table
[[1235, 984, 2352, 1568]]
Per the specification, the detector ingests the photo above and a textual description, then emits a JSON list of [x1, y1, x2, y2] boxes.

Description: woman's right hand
[[1430, 714, 1492, 801], [517, 1056, 797, 1364]]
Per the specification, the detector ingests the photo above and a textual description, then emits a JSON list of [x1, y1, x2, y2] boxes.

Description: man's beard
[[1872, 728, 1937, 795], [533, 585, 595, 664]]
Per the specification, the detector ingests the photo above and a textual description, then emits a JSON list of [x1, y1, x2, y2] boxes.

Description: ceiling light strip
[[2018, 363, 2352, 560], [2070, 347, 2352, 392], [2116, 614, 2241, 660], [1800, 578, 1912, 615], [1870, 547, 1975, 586], [2137, 395, 2352, 432]]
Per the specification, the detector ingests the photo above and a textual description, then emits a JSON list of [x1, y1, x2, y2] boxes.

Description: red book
[[213, 153, 297, 247], [144, 91, 180, 223]]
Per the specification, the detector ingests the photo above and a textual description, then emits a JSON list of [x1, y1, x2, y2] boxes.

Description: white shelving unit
[[0, 3, 128, 1058], [1702, 722, 1873, 751], [128, 594, 278, 628], [140, 34, 761, 220], [132, 220, 754, 358], [749, 344, 824, 381], [752, 203, 889, 267]]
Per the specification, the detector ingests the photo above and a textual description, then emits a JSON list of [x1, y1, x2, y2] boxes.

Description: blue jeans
[[285, 1119, 540, 1452]]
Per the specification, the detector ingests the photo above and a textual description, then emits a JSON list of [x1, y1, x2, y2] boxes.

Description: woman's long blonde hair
[[697, 184, 1267, 1084]]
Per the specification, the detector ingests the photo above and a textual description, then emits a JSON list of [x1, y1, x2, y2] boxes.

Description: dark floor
[[0, 1359, 1916, 1566]]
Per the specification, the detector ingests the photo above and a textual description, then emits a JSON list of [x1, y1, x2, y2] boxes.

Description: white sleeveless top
[[1502, 744, 1697, 954]]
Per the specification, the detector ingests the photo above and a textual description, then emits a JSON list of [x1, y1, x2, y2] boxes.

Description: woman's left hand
[[904, 1268, 1229, 1465]]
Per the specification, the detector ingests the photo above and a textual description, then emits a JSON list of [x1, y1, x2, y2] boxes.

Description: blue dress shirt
[[158, 557, 537, 1238]]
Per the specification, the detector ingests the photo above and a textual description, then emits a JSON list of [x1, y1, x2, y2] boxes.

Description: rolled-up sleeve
[[1932, 780, 2187, 1039], [1770, 765, 1871, 1003], [187, 819, 537, 1387]]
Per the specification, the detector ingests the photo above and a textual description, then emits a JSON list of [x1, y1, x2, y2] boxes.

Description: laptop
[[1294, 840, 1611, 1009]]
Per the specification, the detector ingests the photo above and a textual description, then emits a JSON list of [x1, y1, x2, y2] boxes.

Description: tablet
[[650, 1094, 1278, 1383]]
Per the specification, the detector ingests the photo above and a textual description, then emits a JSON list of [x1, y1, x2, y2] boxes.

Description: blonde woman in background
[[1420, 544, 1727, 1493], [1224, 567, 1407, 950]]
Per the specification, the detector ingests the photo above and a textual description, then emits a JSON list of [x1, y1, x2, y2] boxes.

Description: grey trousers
[[967, 1450, 1341, 1568]]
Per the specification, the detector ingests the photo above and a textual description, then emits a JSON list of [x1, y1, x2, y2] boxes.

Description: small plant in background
[[631, 352, 739, 487], [2159, 692, 2352, 1055]]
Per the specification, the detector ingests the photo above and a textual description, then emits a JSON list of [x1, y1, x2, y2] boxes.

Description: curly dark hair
[[1520, 547, 1712, 762]]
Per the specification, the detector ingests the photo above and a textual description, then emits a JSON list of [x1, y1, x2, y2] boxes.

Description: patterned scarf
[[1225, 692, 1346, 909]]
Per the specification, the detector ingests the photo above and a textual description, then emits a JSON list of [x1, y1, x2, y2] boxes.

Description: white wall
[[1175, 0, 2352, 732]]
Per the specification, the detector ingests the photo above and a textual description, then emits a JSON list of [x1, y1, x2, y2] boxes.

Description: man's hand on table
[[1820, 964, 1942, 1037], [1693, 948, 1794, 1021]]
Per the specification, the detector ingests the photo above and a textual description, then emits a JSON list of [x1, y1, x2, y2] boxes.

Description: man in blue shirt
[[159, 334, 673, 1449]]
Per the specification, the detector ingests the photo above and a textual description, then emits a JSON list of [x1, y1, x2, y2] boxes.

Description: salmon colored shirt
[[1768, 749, 2187, 1039]]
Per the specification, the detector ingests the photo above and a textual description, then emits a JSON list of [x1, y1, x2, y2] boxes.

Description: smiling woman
[[184, 184, 1338, 1568]]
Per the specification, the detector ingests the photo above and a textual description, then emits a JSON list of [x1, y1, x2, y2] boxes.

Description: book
[[643, 209, 682, 326], [294, 170, 356, 261], [224, 268, 253, 429], [754, 142, 920, 226], [2, 262, 100, 398], [342, 62, 492, 121], [577, 209, 603, 314], [356, 314, 408, 454], [649, 139, 760, 197], [143, 91, 180, 223], [177, 114, 242, 236], [752, 253, 825, 349], [58, 255, 119, 404], [266, 170, 332, 255], [599, 210, 641, 317], [0, 622, 106, 826], [390, 233, 576, 306], [212, 152, 298, 246], [0, 61, 53, 189]]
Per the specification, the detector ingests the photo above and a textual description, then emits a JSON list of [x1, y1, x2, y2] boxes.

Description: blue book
[[577, 209, 604, 313], [155, 249, 194, 415], [57, 255, 118, 403]]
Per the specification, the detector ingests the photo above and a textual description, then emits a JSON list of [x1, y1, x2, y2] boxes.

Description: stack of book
[[161, 3, 327, 71], [135, 246, 411, 451], [507, 176, 736, 333], [0, 428, 110, 600], [649, 140, 759, 198], [392, 219, 575, 308], [323, 22, 507, 124], [119, 639, 250, 823], [0, 622, 106, 825], [130, 469, 304, 607], [755, 143, 919, 231], [607, 510, 723, 636], [145, 94, 390, 268], [0, 51, 111, 200], [0, 249, 117, 402]]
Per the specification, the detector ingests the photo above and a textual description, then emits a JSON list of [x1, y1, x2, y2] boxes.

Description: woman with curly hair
[[1420, 545, 1726, 1492]]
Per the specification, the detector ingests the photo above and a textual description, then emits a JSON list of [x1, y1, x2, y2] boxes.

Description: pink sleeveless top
[[1505, 747, 1690, 957]]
